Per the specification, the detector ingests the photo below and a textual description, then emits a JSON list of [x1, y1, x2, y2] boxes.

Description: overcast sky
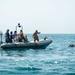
[[0, 0, 75, 34]]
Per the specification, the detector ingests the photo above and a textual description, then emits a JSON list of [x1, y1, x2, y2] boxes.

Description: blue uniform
[[9, 34, 13, 43], [5, 32, 10, 43]]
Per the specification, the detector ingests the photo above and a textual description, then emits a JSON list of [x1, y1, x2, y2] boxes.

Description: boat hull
[[0, 39, 52, 49]]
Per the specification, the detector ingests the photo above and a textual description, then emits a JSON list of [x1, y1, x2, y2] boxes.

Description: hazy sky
[[0, 0, 75, 34]]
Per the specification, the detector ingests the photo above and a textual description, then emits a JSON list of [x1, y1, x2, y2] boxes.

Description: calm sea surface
[[0, 34, 75, 75]]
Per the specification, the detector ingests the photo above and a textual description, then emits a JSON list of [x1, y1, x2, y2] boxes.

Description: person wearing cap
[[32, 30, 40, 42]]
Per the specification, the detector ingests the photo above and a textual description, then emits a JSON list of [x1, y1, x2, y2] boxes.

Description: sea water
[[0, 34, 75, 75]]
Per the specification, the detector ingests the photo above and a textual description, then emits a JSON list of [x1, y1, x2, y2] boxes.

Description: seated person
[[13, 31, 17, 38], [24, 35, 28, 42], [44, 37, 48, 40], [32, 30, 40, 42], [18, 30, 28, 42], [13, 31, 18, 42]]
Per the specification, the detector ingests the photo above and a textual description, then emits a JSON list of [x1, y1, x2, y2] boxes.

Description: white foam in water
[[54, 61, 58, 64]]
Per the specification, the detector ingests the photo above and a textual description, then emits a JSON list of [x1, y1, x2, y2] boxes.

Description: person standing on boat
[[32, 30, 40, 42], [5, 29, 10, 43], [9, 31, 14, 43]]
